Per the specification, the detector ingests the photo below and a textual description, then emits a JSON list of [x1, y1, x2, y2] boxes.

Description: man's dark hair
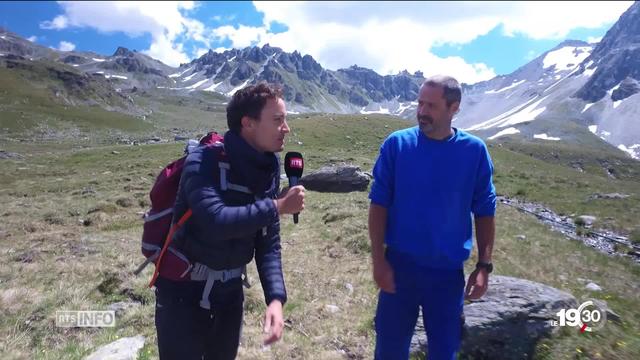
[[423, 75, 461, 108], [226, 82, 283, 133]]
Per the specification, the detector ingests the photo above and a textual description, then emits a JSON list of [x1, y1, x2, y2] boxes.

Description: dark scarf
[[223, 130, 279, 194]]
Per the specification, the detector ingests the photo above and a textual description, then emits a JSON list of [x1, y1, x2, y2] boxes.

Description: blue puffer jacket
[[171, 130, 287, 305]]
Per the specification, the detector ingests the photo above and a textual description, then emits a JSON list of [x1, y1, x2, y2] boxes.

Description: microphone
[[284, 152, 304, 224]]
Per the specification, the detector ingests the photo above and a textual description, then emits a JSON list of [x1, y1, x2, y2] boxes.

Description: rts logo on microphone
[[290, 158, 303, 169]]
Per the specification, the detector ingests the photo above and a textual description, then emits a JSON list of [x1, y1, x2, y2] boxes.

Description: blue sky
[[0, 1, 633, 83]]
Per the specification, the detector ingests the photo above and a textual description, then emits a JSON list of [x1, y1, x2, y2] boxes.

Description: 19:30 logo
[[552, 300, 607, 333]]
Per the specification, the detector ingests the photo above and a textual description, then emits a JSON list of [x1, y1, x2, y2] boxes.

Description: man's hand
[[373, 257, 395, 293], [263, 300, 284, 345], [465, 268, 489, 300], [274, 185, 305, 215]]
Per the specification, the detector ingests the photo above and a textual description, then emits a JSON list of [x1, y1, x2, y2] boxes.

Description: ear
[[449, 101, 460, 116], [241, 115, 255, 132]]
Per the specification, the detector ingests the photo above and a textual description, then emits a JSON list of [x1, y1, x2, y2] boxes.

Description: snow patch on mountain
[[361, 105, 390, 114], [186, 78, 208, 90], [488, 127, 520, 140], [534, 133, 561, 141], [613, 99, 624, 109], [227, 79, 250, 96], [485, 80, 526, 94], [105, 74, 127, 80], [468, 95, 549, 131], [183, 71, 199, 82], [543, 46, 592, 73], [618, 144, 640, 159], [582, 103, 595, 113], [204, 82, 222, 92]]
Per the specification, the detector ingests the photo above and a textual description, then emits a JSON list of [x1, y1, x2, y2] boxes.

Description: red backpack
[[133, 132, 225, 287]]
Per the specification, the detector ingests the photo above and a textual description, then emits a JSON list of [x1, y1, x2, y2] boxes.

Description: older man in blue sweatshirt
[[368, 75, 497, 360]]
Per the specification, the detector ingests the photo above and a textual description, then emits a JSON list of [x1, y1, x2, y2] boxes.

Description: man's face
[[243, 97, 290, 153], [417, 85, 458, 137]]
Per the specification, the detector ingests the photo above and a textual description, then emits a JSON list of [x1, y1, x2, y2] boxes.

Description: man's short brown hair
[[226, 82, 283, 133], [423, 75, 461, 108]]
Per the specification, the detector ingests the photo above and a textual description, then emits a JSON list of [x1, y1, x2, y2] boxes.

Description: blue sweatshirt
[[369, 126, 496, 269]]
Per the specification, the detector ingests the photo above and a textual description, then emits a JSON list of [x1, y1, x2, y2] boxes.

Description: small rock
[[296, 141, 303, 145], [13, 250, 37, 263], [84, 335, 145, 360], [576, 215, 597, 226], [589, 193, 630, 200], [345, 283, 354, 295], [81, 187, 97, 196], [0, 150, 23, 159], [324, 304, 340, 313], [516, 235, 527, 241], [300, 164, 370, 193], [606, 308, 622, 324], [585, 282, 602, 292], [115, 198, 133, 208], [591, 299, 622, 324], [111, 151, 120, 155], [108, 301, 140, 316]]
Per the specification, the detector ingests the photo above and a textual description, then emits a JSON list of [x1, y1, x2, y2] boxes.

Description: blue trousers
[[374, 249, 465, 360]]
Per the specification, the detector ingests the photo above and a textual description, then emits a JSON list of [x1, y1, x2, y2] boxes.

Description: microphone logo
[[290, 158, 303, 169]]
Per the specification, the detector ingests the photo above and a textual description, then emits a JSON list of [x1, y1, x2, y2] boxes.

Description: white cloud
[[587, 36, 603, 44], [212, 25, 269, 48], [249, 1, 633, 84], [38, 1, 633, 82], [27, 36, 38, 42], [499, 2, 632, 39], [193, 47, 210, 58], [40, 15, 68, 30], [58, 41, 76, 52], [39, 1, 205, 67]]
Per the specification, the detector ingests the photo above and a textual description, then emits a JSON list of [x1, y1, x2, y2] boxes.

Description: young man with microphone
[[154, 83, 305, 359]]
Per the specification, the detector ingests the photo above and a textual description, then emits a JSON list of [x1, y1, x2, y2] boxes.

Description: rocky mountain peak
[[551, 39, 590, 50], [261, 43, 282, 56], [575, 2, 640, 102], [113, 46, 135, 57]]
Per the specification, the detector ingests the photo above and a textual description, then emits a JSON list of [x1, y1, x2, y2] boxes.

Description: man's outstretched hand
[[373, 257, 395, 293], [465, 268, 489, 300], [263, 300, 284, 345]]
